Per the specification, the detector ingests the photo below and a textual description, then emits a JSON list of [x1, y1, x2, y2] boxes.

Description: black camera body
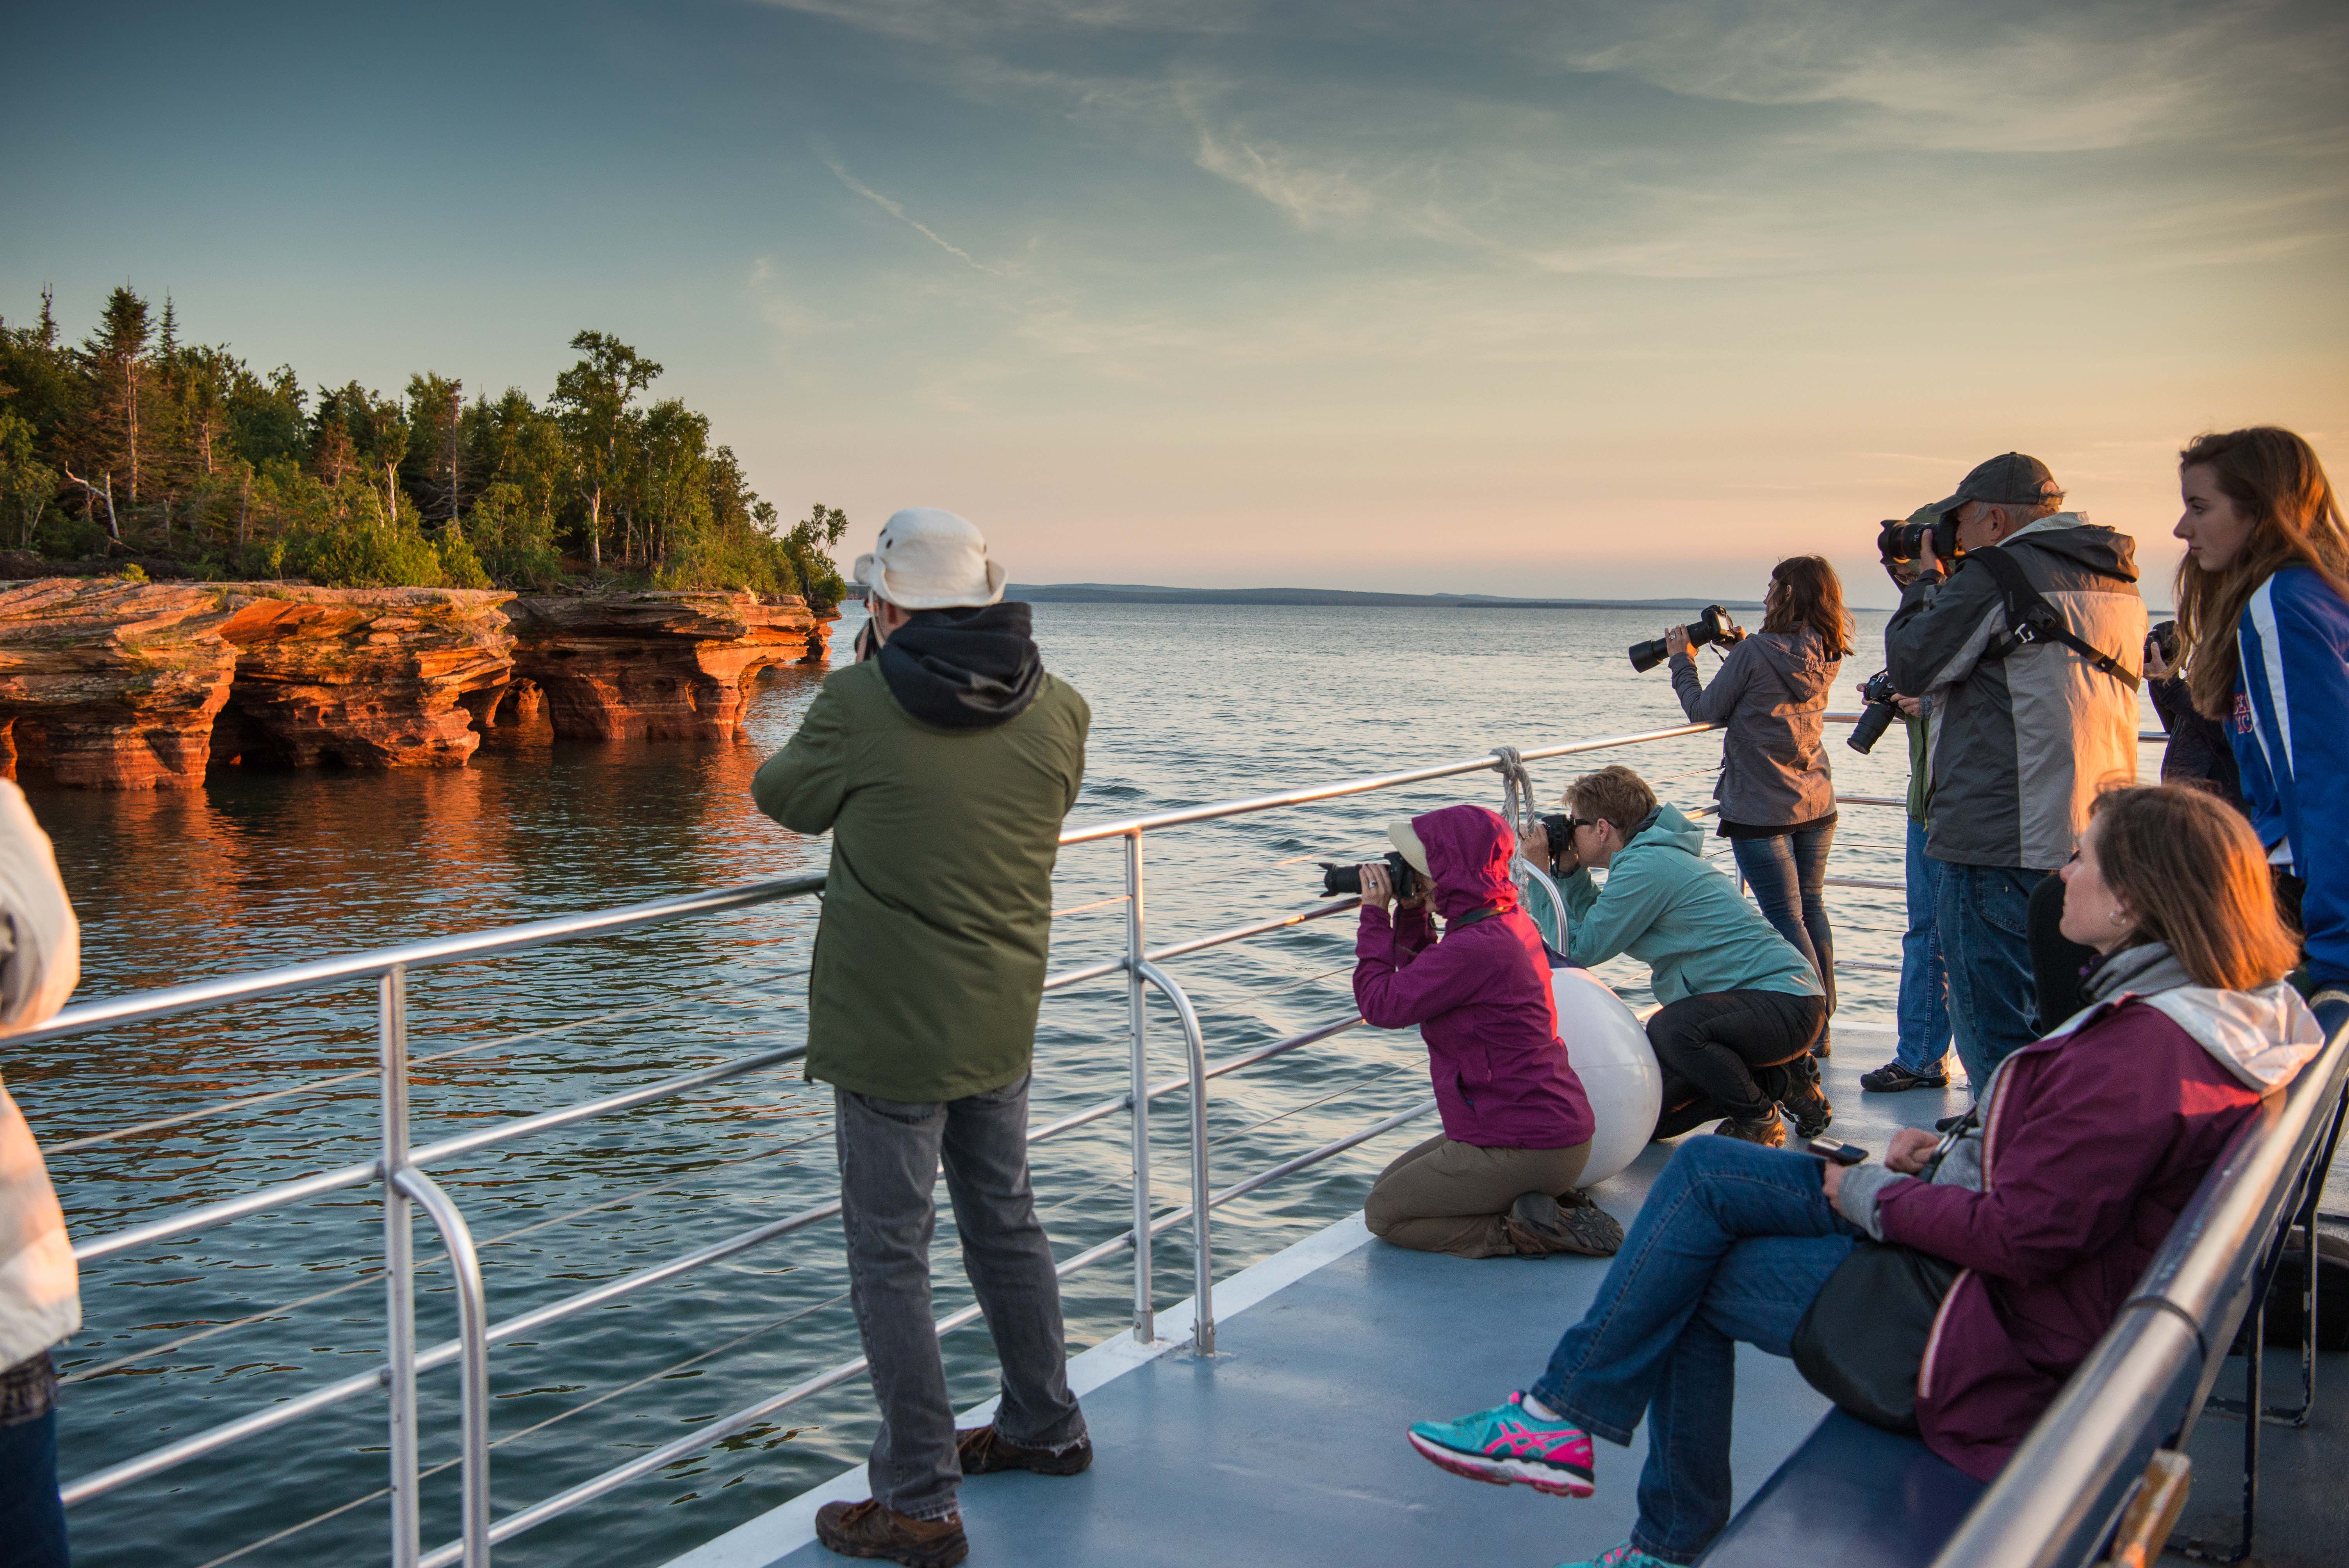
[[1848, 669, 1902, 754], [1877, 514, 1962, 576], [1535, 813, 1575, 868], [1629, 605, 1743, 673], [1319, 850, 1421, 902], [2147, 619, 2179, 668]]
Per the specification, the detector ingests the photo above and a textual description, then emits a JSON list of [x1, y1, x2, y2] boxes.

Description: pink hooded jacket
[[1352, 805, 1594, 1150]]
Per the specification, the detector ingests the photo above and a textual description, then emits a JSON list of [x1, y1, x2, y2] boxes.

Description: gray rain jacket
[[1886, 514, 2146, 871], [1668, 627, 1839, 828]]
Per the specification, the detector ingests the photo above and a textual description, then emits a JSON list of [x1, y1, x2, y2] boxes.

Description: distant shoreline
[[934, 582, 1770, 611]]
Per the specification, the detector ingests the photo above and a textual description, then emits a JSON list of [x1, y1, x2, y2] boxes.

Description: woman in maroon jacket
[[1354, 804, 1618, 1259], [1404, 784, 2322, 1568]]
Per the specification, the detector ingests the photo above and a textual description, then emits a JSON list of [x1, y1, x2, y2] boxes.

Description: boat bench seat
[[1698, 1410, 1983, 1566]]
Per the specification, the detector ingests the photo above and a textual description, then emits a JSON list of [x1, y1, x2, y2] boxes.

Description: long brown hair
[[2173, 427, 2349, 719], [2089, 784, 2298, 990], [1763, 555, 1854, 657]]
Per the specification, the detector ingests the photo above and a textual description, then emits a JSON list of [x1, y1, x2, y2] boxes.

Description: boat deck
[[672, 1025, 1993, 1568]]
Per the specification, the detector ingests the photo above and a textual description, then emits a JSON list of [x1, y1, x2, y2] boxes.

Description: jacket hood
[[2064, 942, 2324, 1090], [875, 601, 1045, 729], [1749, 627, 1839, 703], [1998, 512, 2140, 584], [1410, 804, 1521, 923], [1620, 803, 1706, 860]]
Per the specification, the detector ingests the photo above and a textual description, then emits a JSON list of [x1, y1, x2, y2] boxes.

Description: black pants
[[2026, 871, 2095, 1035], [1646, 989, 1827, 1133]]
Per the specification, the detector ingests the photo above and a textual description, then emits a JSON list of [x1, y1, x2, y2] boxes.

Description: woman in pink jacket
[[1404, 784, 2320, 1568], [1354, 804, 1618, 1259]]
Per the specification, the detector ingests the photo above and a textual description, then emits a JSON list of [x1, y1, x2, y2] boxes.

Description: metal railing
[[45, 712, 2169, 1566]]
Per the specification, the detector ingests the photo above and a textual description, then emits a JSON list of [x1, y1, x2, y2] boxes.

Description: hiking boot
[[1406, 1390, 1595, 1497], [1861, 1060, 1948, 1093], [814, 1500, 968, 1568], [1714, 1113, 1787, 1148], [1561, 1547, 1677, 1568], [1766, 1055, 1833, 1140], [1813, 1028, 1832, 1060], [1504, 1191, 1624, 1257], [955, 1424, 1093, 1477]]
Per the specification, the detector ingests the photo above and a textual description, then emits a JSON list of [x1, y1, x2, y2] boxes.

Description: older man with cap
[[1886, 453, 2146, 1094], [753, 508, 1092, 1568]]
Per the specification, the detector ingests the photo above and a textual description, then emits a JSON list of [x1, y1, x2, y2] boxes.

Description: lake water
[[22, 601, 2135, 1567]]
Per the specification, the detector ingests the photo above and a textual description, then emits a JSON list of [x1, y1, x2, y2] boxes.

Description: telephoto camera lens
[[1629, 605, 1740, 672], [1847, 670, 1901, 754], [1318, 851, 1418, 900]]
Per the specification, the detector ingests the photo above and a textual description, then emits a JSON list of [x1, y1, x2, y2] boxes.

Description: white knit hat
[[853, 508, 1008, 611]]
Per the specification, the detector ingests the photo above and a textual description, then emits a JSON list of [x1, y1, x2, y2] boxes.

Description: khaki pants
[[1364, 1134, 1592, 1258]]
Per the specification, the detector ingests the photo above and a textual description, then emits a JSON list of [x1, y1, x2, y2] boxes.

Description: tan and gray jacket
[[1887, 514, 2146, 871], [0, 782, 80, 1372]]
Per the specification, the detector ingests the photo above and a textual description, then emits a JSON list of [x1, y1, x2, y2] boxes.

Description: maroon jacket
[[1353, 805, 1593, 1150], [1881, 1000, 2264, 1480]]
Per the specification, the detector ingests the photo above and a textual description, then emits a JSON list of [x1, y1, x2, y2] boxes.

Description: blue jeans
[[1730, 822, 1836, 1015], [1896, 819, 1952, 1074], [1934, 862, 2041, 1089], [0, 1409, 69, 1568], [1527, 1138, 1855, 1565]]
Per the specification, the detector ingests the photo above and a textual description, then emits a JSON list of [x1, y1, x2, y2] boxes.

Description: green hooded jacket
[[751, 658, 1091, 1101], [1526, 804, 1822, 1005]]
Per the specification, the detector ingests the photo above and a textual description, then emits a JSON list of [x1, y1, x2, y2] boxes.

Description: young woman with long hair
[[1661, 555, 1852, 1131], [1405, 783, 2321, 1568], [2171, 426, 2349, 1026]]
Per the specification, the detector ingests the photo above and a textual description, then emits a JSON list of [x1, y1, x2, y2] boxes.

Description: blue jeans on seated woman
[[1526, 1137, 1855, 1565], [1730, 821, 1836, 1016]]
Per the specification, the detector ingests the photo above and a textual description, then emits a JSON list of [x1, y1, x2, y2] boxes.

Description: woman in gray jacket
[[1663, 556, 1848, 1126]]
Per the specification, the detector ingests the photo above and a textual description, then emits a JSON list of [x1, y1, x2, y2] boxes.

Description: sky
[[5, 0, 2345, 605]]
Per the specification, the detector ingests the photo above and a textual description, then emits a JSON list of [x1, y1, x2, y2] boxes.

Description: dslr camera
[[1629, 605, 1743, 673], [2146, 619, 2179, 669], [1848, 670, 1902, 754], [1877, 513, 1962, 576], [1319, 851, 1421, 901]]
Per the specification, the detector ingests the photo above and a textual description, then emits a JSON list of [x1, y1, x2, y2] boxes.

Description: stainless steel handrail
[[1927, 1016, 2349, 1568], [1137, 959, 1215, 1354], [394, 1169, 492, 1568]]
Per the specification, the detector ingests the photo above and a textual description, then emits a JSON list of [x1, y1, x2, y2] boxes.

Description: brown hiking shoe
[[955, 1424, 1094, 1476], [1504, 1192, 1624, 1257], [814, 1500, 968, 1568], [1713, 1113, 1788, 1148]]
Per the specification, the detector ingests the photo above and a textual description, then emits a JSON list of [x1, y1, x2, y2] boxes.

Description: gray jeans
[[834, 1073, 1086, 1520]]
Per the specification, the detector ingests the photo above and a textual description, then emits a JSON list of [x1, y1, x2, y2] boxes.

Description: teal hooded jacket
[[1525, 805, 1823, 1005]]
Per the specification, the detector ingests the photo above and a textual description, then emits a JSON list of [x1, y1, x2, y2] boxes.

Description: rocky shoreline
[[0, 579, 836, 789]]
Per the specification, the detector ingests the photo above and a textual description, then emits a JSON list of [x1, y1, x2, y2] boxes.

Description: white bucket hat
[[853, 508, 1008, 611]]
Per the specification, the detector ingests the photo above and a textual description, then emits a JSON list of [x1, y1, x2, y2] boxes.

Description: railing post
[[395, 1169, 492, 1568], [1125, 830, 1152, 1343], [381, 964, 421, 1568], [1137, 960, 1214, 1355]]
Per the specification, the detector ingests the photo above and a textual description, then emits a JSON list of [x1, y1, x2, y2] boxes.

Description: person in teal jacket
[[1522, 764, 1828, 1146]]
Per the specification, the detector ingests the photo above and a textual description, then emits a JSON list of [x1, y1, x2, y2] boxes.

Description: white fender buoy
[[1551, 966, 1662, 1187]]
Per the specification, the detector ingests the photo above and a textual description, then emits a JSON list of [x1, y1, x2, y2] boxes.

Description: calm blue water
[[19, 602, 2132, 1567]]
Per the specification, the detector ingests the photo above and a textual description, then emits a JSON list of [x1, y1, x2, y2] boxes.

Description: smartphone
[[1806, 1137, 1868, 1166]]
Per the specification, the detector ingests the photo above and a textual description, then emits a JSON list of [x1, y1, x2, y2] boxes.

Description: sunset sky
[[7, 0, 2345, 604]]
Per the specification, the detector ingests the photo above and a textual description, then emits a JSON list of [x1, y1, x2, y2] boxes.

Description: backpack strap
[[1964, 546, 2141, 692]]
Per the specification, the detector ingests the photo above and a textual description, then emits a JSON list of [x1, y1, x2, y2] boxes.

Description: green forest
[[0, 286, 846, 603]]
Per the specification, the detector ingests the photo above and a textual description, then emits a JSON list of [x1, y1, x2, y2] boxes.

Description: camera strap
[[1965, 547, 2140, 692]]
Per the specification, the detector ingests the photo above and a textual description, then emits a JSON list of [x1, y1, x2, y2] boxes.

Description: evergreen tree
[[551, 330, 660, 573]]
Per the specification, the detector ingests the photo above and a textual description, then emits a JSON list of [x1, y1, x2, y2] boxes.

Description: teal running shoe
[[1405, 1390, 1595, 1497], [1556, 1545, 1673, 1568]]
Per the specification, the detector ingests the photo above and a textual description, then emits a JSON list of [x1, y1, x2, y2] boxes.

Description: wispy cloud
[[821, 148, 1003, 274]]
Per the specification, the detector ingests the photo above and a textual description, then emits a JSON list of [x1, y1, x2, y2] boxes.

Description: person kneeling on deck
[[1405, 784, 2320, 1568], [1354, 805, 1624, 1259], [752, 509, 1093, 1568], [1523, 764, 1829, 1145]]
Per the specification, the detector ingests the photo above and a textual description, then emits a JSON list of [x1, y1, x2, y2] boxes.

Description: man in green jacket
[[1522, 764, 1827, 1148], [752, 508, 1092, 1568]]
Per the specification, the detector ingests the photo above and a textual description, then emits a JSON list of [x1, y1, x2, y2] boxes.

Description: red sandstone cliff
[[505, 590, 828, 742], [0, 579, 832, 788]]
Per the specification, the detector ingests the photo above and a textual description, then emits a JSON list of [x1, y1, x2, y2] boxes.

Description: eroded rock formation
[[506, 590, 828, 742], [213, 588, 517, 770], [0, 580, 242, 789], [0, 580, 833, 787]]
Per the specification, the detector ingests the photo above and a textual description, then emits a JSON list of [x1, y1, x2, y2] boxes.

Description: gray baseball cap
[[1927, 452, 2062, 520]]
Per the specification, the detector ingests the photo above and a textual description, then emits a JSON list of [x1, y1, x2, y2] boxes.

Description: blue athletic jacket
[[2230, 565, 2349, 986]]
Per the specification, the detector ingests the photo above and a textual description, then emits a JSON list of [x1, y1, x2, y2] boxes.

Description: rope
[[1491, 746, 1537, 843]]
